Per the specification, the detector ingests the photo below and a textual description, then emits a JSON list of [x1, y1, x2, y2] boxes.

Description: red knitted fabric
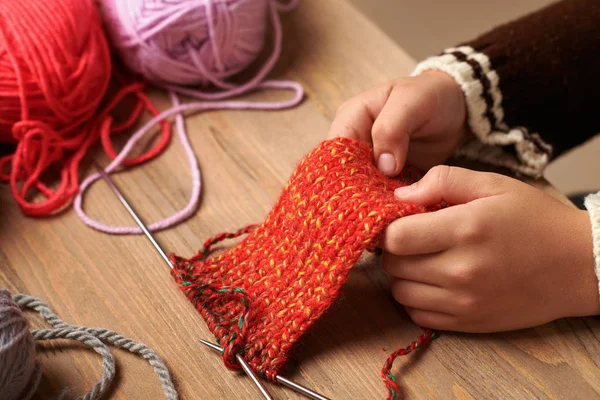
[[172, 137, 435, 389]]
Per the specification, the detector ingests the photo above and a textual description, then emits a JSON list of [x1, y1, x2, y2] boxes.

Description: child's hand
[[382, 166, 599, 332], [328, 71, 467, 175]]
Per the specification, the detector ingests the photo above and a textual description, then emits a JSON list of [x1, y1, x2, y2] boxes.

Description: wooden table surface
[[2, 1, 600, 399]]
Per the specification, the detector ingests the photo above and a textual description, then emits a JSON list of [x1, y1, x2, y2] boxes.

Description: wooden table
[[2, 1, 600, 399]]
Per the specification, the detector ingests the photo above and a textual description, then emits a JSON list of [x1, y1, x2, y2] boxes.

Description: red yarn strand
[[381, 329, 438, 399], [0, 0, 173, 216]]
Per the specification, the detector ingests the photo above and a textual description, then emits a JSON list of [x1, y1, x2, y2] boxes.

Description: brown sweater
[[414, 0, 600, 177], [467, 0, 600, 158]]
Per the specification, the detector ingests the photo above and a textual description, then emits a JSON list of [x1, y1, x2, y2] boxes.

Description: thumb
[[372, 88, 429, 176], [394, 166, 507, 206]]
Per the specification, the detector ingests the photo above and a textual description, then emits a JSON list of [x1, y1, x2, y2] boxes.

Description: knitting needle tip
[[199, 340, 273, 399], [199, 339, 330, 400], [199, 338, 222, 351]]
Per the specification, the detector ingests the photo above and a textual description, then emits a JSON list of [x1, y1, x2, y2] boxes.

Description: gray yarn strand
[[13, 294, 178, 400], [31, 327, 115, 400]]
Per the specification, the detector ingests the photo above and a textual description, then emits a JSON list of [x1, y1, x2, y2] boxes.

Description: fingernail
[[377, 153, 396, 176], [395, 184, 416, 198]]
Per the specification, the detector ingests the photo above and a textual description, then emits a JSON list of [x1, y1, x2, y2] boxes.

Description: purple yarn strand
[[79, 0, 304, 235], [74, 82, 303, 235]]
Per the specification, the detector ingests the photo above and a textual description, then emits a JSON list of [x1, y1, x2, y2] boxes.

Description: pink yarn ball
[[99, 0, 271, 86]]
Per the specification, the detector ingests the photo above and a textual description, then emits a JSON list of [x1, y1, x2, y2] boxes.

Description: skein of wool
[[0, 290, 39, 400], [75, 0, 304, 235], [0, 0, 172, 216], [0, 289, 178, 400], [99, 0, 301, 98]]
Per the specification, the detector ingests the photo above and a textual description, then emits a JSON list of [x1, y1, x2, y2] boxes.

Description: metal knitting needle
[[96, 165, 329, 400], [94, 164, 274, 400], [199, 339, 330, 400]]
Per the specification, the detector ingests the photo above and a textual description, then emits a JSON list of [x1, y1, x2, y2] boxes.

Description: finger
[[381, 207, 464, 255], [390, 278, 456, 314], [394, 165, 508, 206], [372, 87, 431, 175], [382, 253, 447, 286], [327, 84, 392, 142], [405, 306, 458, 330]]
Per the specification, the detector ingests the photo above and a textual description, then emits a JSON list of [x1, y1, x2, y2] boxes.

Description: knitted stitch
[[171, 137, 437, 390]]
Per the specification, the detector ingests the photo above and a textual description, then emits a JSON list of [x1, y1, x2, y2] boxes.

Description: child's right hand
[[327, 71, 468, 176]]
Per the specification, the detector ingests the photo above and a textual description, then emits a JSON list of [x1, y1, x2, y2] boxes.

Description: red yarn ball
[[0, 0, 111, 142], [0, 0, 173, 216], [0, 0, 111, 215]]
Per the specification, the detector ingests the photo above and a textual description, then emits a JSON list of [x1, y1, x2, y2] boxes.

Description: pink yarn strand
[[206, 0, 225, 73], [74, 82, 303, 234], [122, 5, 192, 47]]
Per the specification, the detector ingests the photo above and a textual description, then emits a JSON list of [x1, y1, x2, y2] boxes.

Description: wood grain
[[1, 1, 599, 399]]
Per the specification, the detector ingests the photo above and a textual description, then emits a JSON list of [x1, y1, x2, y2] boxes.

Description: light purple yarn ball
[[0, 290, 40, 400], [99, 0, 271, 85]]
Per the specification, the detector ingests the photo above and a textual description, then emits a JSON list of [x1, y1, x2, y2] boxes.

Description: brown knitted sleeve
[[413, 0, 600, 178]]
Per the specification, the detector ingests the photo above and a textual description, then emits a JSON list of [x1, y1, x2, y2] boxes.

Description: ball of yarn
[[0, 0, 173, 217], [0, 0, 111, 143], [0, 0, 112, 215], [99, 0, 271, 86], [0, 290, 179, 400], [0, 290, 40, 400]]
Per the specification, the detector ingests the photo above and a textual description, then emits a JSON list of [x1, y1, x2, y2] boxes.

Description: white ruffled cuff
[[412, 46, 552, 178]]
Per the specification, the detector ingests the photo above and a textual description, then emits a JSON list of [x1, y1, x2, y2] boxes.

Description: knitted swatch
[[171, 137, 436, 395]]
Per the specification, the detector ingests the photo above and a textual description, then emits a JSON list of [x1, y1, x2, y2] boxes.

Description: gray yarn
[[2, 292, 178, 400], [0, 290, 41, 400]]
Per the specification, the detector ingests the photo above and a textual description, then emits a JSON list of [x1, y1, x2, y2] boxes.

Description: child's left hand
[[382, 165, 599, 332]]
